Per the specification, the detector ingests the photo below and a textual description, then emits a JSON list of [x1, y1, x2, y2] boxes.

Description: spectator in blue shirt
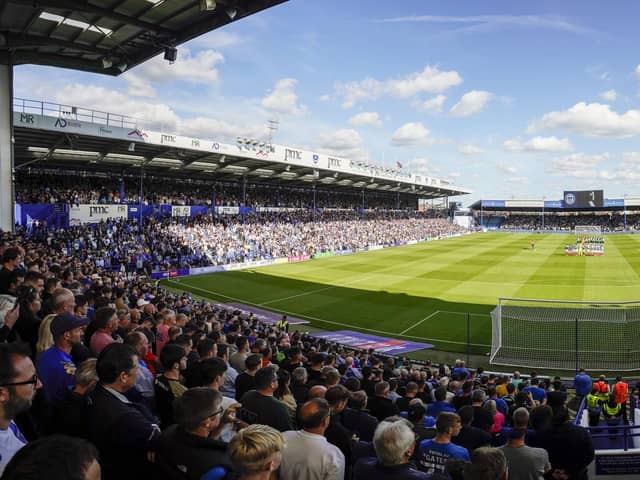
[[523, 378, 547, 404], [574, 369, 592, 398], [426, 387, 455, 418], [451, 360, 471, 381], [418, 412, 469, 477], [37, 312, 88, 406]]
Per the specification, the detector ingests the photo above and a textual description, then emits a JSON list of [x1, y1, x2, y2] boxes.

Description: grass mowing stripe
[[168, 233, 640, 363], [164, 279, 489, 347], [260, 240, 472, 304]]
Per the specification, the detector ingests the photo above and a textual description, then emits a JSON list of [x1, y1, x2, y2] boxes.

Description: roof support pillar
[[0, 61, 14, 231]]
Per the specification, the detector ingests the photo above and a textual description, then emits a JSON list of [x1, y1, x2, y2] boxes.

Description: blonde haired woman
[[36, 314, 56, 361]]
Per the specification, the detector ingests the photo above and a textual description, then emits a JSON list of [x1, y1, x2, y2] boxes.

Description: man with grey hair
[[471, 389, 494, 432], [368, 380, 399, 421], [353, 419, 428, 479], [290, 366, 309, 404]]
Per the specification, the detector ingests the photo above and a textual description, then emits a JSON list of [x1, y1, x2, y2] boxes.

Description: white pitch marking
[[399, 311, 441, 335]]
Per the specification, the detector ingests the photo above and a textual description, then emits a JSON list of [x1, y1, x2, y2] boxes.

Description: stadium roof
[[13, 101, 471, 198], [0, 0, 287, 75]]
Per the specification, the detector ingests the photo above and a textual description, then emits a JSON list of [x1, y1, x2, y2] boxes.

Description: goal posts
[[490, 297, 640, 371]]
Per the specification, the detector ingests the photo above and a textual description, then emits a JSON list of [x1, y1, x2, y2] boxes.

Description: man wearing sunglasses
[[0, 342, 42, 475]]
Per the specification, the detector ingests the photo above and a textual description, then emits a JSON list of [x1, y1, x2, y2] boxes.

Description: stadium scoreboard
[[563, 190, 603, 208]]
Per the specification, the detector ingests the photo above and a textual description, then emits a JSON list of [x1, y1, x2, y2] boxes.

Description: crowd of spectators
[[493, 213, 640, 232], [15, 170, 419, 210], [23, 213, 465, 273], [0, 217, 630, 480]]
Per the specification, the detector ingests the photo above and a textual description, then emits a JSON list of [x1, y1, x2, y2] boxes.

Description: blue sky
[[15, 1, 640, 204]]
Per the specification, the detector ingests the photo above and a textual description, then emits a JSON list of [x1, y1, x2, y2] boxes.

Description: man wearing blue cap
[[37, 312, 89, 406]]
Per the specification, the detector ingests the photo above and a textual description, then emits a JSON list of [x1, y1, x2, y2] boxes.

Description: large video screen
[[563, 190, 603, 208]]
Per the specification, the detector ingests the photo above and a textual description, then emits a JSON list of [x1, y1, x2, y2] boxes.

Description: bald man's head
[[298, 398, 330, 431], [308, 385, 327, 399]]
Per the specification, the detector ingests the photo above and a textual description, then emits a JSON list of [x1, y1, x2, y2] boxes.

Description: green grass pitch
[[162, 232, 640, 357]]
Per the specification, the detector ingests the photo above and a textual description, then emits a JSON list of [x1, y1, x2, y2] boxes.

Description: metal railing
[[13, 97, 138, 129], [586, 423, 640, 452]]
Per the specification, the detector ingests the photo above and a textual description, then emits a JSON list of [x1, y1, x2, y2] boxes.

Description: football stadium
[[2, 1, 640, 479]]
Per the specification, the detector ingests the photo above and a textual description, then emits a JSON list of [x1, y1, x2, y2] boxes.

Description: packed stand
[[22, 213, 465, 273], [15, 170, 419, 209], [496, 212, 640, 232], [1, 227, 627, 480]]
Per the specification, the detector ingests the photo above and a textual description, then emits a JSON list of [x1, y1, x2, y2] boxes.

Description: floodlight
[[226, 8, 237, 19], [101, 57, 113, 69], [117, 62, 127, 73], [128, 142, 136, 152], [200, 0, 216, 11], [164, 46, 177, 63]]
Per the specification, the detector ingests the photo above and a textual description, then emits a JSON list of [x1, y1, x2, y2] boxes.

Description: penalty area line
[[399, 311, 440, 335]]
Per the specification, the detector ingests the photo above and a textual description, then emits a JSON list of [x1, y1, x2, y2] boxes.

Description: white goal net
[[490, 297, 640, 371]]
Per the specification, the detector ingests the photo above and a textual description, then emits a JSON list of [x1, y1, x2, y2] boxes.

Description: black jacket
[[367, 395, 399, 422], [156, 424, 234, 480], [534, 422, 595, 480], [88, 384, 161, 480], [341, 408, 378, 442]]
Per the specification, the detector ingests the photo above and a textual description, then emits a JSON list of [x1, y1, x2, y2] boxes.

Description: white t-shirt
[[0, 421, 27, 475], [218, 395, 237, 443]]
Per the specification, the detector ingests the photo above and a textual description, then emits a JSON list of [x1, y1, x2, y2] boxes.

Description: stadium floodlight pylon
[[490, 297, 640, 372]]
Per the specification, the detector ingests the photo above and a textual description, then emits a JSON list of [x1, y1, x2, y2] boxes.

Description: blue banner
[[481, 200, 505, 208], [604, 198, 624, 207], [311, 330, 433, 355]]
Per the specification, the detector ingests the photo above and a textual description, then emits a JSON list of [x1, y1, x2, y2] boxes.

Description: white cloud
[[317, 128, 367, 161], [599, 89, 617, 102], [377, 15, 595, 36], [387, 66, 462, 98], [404, 158, 439, 175], [545, 153, 610, 178], [508, 176, 529, 184], [348, 111, 382, 127], [616, 152, 640, 181], [450, 90, 493, 117], [55, 84, 180, 130], [261, 78, 306, 115], [332, 65, 461, 108], [418, 94, 447, 113], [636, 65, 640, 80], [318, 128, 363, 150], [54, 83, 266, 140], [496, 162, 517, 174], [532, 102, 640, 138], [134, 48, 224, 84], [123, 72, 156, 98], [391, 122, 433, 146], [503, 136, 573, 153], [458, 144, 484, 155], [546, 152, 640, 183]]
